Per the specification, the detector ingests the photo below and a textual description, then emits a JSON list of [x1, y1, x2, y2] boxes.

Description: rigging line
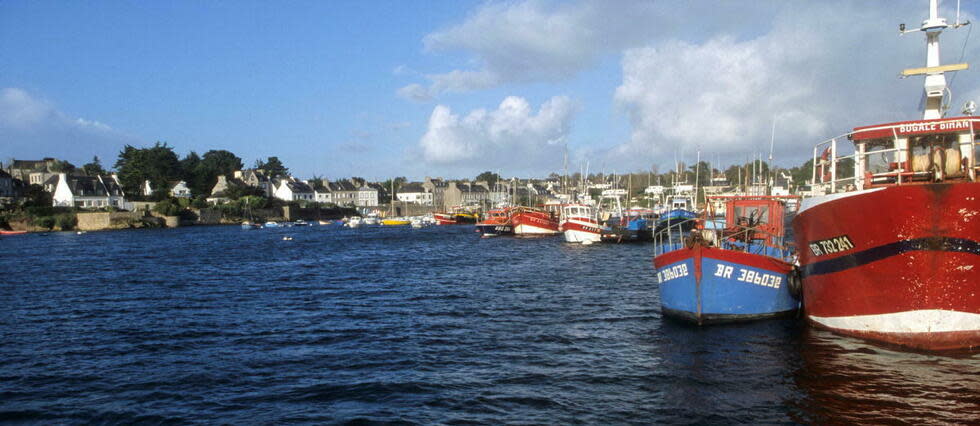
[[947, 23, 972, 91]]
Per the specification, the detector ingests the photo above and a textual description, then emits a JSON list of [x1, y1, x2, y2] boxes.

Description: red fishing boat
[[475, 208, 513, 237], [510, 203, 562, 236], [433, 212, 457, 225], [793, 0, 979, 351]]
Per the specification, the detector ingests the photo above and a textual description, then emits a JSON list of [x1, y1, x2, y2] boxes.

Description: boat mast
[[901, 0, 970, 119]]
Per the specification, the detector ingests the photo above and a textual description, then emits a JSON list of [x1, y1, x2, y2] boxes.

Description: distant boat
[[560, 204, 600, 243], [318, 220, 332, 225], [656, 195, 697, 232], [347, 216, 362, 228], [653, 195, 800, 325], [241, 221, 262, 230], [293, 219, 311, 227], [0, 230, 28, 235], [363, 214, 379, 226], [476, 208, 514, 237], [263, 221, 280, 228], [381, 218, 411, 226], [511, 202, 562, 236]]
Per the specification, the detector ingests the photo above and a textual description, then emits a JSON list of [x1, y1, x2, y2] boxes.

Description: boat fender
[[929, 146, 946, 182], [787, 267, 803, 300]]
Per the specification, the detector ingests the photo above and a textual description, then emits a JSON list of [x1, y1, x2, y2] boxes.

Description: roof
[[66, 175, 124, 197], [398, 182, 426, 193], [10, 159, 48, 170], [328, 180, 358, 191], [285, 180, 314, 193]]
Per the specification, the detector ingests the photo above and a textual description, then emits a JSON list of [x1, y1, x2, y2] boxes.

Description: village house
[[206, 175, 237, 204], [274, 178, 315, 202], [0, 169, 16, 200], [234, 169, 274, 197], [327, 180, 358, 206], [4, 158, 60, 183], [443, 181, 489, 210], [395, 182, 432, 205], [355, 185, 378, 207], [422, 177, 448, 210], [52, 173, 126, 208]]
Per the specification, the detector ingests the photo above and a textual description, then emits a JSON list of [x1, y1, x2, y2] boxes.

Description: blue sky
[[3, 1, 979, 181]]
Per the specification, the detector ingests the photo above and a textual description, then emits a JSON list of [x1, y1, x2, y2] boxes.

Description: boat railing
[[811, 134, 858, 193], [653, 219, 794, 262]]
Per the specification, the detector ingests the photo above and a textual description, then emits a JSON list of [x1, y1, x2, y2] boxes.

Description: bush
[[35, 216, 55, 229], [153, 200, 182, 216], [54, 213, 77, 230]]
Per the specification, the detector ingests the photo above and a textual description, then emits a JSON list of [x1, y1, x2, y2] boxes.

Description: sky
[[2, 0, 979, 181]]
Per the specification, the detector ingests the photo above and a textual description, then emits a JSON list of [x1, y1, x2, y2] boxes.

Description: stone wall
[[194, 208, 223, 225], [76, 211, 161, 231]]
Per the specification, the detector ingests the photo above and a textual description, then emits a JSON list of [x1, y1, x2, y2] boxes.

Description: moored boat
[[560, 204, 601, 243], [381, 217, 411, 226], [654, 195, 801, 324], [346, 216, 362, 228], [511, 204, 561, 236], [476, 208, 513, 237], [241, 221, 262, 230], [656, 195, 698, 232], [792, 1, 979, 351]]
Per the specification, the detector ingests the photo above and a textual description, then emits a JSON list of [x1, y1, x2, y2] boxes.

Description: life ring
[[816, 148, 832, 183]]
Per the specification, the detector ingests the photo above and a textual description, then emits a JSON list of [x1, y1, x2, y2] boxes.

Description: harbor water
[[1, 225, 976, 423]]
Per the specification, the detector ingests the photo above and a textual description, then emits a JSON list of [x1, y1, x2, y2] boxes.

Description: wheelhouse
[[813, 116, 980, 191]]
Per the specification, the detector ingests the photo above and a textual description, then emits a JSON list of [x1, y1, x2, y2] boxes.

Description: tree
[[50, 160, 75, 173], [256, 156, 288, 179], [475, 171, 501, 187], [82, 156, 105, 176], [22, 184, 52, 207], [189, 150, 244, 198], [114, 142, 181, 197], [179, 152, 205, 196]]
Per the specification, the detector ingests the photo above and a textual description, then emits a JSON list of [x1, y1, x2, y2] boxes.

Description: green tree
[[256, 156, 288, 179], [114, 142, 181, 197], [50, 160, 75, 173], [82, 156, 105, 176], [475, 171, 501, 187], [22, 184, 52, 207], [191, 150, 244, 197]]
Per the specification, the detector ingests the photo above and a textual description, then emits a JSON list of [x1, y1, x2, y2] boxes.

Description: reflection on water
[[793, 328, 980, 424]]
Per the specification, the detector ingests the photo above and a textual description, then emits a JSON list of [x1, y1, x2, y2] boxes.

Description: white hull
[[563, 228, 601, 243]]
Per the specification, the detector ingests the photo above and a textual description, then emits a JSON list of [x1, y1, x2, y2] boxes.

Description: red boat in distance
[[0, 230, 28, 235], [792, 0, 979, 351], [511, 202, 563, 236]]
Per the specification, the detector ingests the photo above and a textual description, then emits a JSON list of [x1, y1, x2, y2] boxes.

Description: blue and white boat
[[263, 221, 280, 228], [655, 195, 698, 232], [653, 195, 801, 324]]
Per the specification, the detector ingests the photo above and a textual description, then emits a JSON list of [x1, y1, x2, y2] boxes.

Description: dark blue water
[[1, 225, 977, 424]]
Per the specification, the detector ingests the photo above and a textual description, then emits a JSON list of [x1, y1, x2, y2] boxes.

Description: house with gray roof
[[52, 173, 126, 208], [274, 178, 315, 202]]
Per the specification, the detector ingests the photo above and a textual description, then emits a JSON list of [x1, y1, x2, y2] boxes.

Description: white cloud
[[399, 0, 780, 98], [417, 95, 579, 174], [0, 87, 140, 166], [608, 1, 980, 167]]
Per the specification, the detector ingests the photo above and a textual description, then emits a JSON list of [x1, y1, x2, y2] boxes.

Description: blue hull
[[654, 245, 799, 324]]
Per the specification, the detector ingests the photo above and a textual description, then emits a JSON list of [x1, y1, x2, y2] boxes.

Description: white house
[[170, 181, 192, 198], [395, 182, 432, 205], [52, 173, 126, 208], [274, 178, 315, 202], [355, 185, 378, 207]]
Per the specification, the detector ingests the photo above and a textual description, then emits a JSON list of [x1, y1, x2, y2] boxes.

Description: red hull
[[0, 230, 28, 235], [511, 210, 560, 235], [793, 183, 980, 351], [433, 213, 456, 225]]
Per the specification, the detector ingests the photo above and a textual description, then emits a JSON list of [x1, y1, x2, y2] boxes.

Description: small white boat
[[263, 221, 280, 228], [347, 216, 362, 228]]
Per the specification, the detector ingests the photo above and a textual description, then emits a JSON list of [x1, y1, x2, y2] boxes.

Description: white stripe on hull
[[564, 229, 600, 243], [809, 309, 980, 334], [514, 224, 559, 235]]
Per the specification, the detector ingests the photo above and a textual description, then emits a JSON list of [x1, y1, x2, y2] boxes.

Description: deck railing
[[652, 218, 795, 263]]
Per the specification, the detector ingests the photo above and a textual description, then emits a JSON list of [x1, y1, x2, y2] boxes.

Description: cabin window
[[863, 139, 895, 174], [909, 132, 959, 173], [733, 205, 770, 225]]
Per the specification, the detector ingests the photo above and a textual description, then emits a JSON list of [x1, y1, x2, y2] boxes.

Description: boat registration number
[[657, 264, 689, 282], [714, 264, 782, 289], [808, 235, 854, 257]]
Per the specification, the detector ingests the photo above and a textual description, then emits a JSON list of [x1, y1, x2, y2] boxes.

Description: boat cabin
[[668, 196, 693, 211], [714, 196, 796, 245], [815, 117, 980, 190], [561, 204, 593, 219]]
